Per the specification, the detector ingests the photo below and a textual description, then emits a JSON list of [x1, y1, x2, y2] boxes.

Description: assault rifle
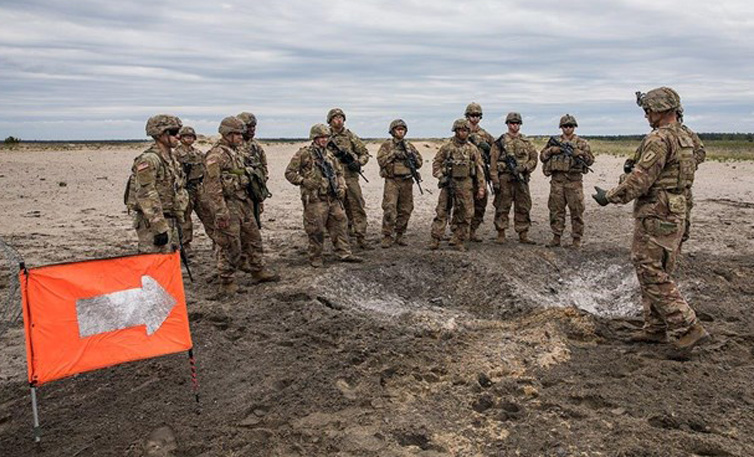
[[175, 224, 194, 283], [313, 147, 341, 200], [401, 140, 430, 195], [495, 138, 528, 183], [546, 136, 593, 173], [472, 138, 495, 195], [327, 140, 369, 183], [441, 158, 456, 213]]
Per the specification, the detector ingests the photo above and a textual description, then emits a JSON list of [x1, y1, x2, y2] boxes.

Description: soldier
[[429, 119, 486, 251], [237, 112, 270, 229], [464, 102, 495, 242], [376, 119, 424, 248], [125, 114, 188, 253], [593, 87, 709, 351], [174, 126, 213, 254], [285, 124, 363, 267], [326, 108, 372, 249], [540, 114, 595, 248], [203, 116, 279, 297], [490, 112, 539, 244]]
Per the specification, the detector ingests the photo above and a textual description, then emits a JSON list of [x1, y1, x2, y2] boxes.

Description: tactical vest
[[124, 149, 186, 214], [649, 128, 696, 192], [496, 135, 530, 170], [175, 145, 205, 183], [447, 145, 476, 179], [217, 147, 251, 201]]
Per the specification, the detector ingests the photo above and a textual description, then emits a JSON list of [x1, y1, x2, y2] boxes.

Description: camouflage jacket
[[432, 138, 484, 187], [240, 138, 269, 180], [376, 138, 423, 179], [490, 133, 538, 185], [127, 143, 188, 234], [468, 126, 495, 162], [203, 138, 250, 221], [329, 127, 370, 179], [174, 144, 205, 184], [607, 122, 696, 219], [540, 134, 594, 180], [285, 143, 346, 201]]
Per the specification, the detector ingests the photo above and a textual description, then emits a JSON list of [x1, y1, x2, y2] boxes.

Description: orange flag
[[20, 251, 192, 386]]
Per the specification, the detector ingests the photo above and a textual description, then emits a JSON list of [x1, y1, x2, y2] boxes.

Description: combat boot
[[394, 233, 408, 246], [251, 268, 280, 284], [339, 254, 364, 263], [455, 241, 468, 252], [381, 236, 394, 249], [356, 237, 374, 251], [448, 234, 460, 246], [469, 229, 483, 243], [310, 258, 324, 268], [495, 230, 506, 244], [546, 235, 561, 248], [428, 238, 440, 250], [216, 280, 244, 299], [673, 323, 710, 351], [626, 330, 668, 344], [518, 231, 536, 245], [571, 237, 582, 249]]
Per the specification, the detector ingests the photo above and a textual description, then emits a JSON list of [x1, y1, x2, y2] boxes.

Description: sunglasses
[[562, 124, 576, 128], [166, 128, 180, 136], [468, 114, 482, 118], [507, 122, 521, 125]]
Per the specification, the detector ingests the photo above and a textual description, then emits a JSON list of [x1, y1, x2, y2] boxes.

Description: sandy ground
[[1, 140, 753, 456]]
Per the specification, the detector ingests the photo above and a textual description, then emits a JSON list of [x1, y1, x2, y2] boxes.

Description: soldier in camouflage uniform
[[490, 112, 539, 244], [464, 103, 496, 242], [203, 116, 279, 297], [125, 114, 188, 253], [237, 112, 270, 228], [285, 124, 363, 267], [429, 119, 486, 252], [376, 119, 424, 248], [326, 108, 372, 249], [174, 126, 213, 254], [593, 87, 709, 351], [540, 114, 594, 248]]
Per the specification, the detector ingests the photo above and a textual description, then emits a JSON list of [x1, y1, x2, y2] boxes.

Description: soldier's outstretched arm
[[605, 134, 668, 204]]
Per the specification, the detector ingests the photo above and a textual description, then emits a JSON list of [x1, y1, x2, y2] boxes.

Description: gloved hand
[[478, 141, 491, 153], [347, 161, 362, 172], [153, 232, 169, 246], [258, 202, 264, 214], [592, 186, 609, 206], [476, 188, 486, 200], [302, 178, 319, 190], [623, 159, 635, 174], [216, 214, 230, 230], [337, 187, 346, 200], [493, 182, 501, 193], [437, 176, 449, 189]]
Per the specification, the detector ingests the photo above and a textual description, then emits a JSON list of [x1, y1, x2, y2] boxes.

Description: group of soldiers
[[125, 86, 709, 352]]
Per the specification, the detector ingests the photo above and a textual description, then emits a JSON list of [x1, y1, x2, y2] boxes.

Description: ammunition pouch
[[393, 161, 411, 176], [452, 162, 470, 178]]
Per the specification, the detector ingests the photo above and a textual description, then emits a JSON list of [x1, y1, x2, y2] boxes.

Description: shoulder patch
[[136, 162, 151, 172], [639, 150, 658, 166]]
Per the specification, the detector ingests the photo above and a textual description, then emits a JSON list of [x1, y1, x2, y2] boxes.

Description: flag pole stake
[[188, 349, 200, 408], [30, 384, 41, 443]]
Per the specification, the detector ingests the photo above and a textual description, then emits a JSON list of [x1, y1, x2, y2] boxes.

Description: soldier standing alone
[[285, 124, 363, 267], [428, 119, 485, 252], [593, 87, 709, 351], [376, 119, 424, 248], [125, 114, 188, 253], [174, 126, 213, 254], [540, 114, 594, 248], [490, 112, 539, 244]]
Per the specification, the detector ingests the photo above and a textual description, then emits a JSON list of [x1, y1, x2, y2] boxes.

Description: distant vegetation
[[3, 136, 21, 145]]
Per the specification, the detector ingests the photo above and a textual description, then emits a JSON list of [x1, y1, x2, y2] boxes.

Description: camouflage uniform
[[430, 120, 485, 249], [540, 118, 594, 245], [490, 121, 538, 239], [285, 126, 354, 266], [126, 115, 188, 253], [174, 128, 214, 247], [203, 118, 269, 288], [327, 109, 371, 244], [468, 125, 495, 237], [377, 120, 423, 244]]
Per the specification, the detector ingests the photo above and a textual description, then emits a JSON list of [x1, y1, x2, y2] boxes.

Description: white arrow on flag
[[76, 275, 176, 338]]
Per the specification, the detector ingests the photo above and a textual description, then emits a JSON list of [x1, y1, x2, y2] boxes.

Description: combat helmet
[[327, 108, 346, 124], [236, 112, 257, 126], [145, 114, 182, 137], [389, 119, 408, 135], [218, 116, 246, 135], [559, 114, 578, 128], [505, 112, 523, 124], [465, 102, 483, 117], [452, 118, 470, 132], [310, 123, 330, 140], [178, 126, 196, 138], [635, 87, 681, 113]]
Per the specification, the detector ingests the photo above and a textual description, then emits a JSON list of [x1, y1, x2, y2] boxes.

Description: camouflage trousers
[[431, 178, 474, 241], [213, 199, 265, 284], [134, 212, 180, 253], [471, 180, 489, 233], [343, 174, 368, 239], [181, 183, 214, 246], [547, 174, 585, 239], [381, 177, 414, 237], [303, 195, 352, 262], [493, 173, 532, 234], [631, 214, 698, 337]]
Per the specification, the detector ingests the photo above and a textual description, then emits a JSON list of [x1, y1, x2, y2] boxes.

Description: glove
[[623, 159, 635, 174], [216, 214, 230, 230], [478, 141, 491, 153], [153, 232, 169, 246], [258, 202, 264, 214], [437, 176, 449, 189], [493, 182, 501, 192], [476, 188, 486, 200], [302, 178, 319, 190], [347, 161, 362, 172], [592, 186, 609, 206], [337, 187, 346, 200]]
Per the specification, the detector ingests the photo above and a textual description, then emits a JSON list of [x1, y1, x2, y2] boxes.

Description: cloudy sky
[[1, 0, 753, 140]]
